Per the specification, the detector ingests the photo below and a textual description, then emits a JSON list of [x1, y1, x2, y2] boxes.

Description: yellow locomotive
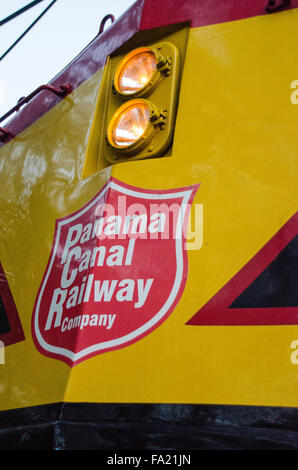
[[0, 0, 297, 449]]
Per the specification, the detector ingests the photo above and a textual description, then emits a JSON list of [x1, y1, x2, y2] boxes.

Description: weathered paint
[[3, 0, 298, 146], [0, 2, 297, 421]]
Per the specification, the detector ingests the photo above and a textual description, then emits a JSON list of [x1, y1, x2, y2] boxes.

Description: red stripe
[[187, 212, 298, 326], [191, 307, 298, 326], [140, 0, 298, 29], [0, 263, 25, 346]]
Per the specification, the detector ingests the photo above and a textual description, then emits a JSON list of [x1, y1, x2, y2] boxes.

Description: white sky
[[0, 0, 135, 119]]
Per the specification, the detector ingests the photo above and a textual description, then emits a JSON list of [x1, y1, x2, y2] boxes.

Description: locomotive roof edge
[[1, 0, 298, 146]]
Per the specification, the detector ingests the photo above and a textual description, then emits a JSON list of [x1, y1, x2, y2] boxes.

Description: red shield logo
[[32, 178, 199, 366]]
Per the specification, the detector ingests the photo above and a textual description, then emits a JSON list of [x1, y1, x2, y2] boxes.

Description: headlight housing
[[107, 99, 159, 156], [81, 32, 186, 176], [113, 47, 168, 98]]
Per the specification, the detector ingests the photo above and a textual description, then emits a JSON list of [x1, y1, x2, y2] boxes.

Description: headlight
[[114, 47, 160, 97], [107, 99, 157, 154]]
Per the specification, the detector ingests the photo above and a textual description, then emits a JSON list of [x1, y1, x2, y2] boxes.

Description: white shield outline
[[32, 177, 198, 366]]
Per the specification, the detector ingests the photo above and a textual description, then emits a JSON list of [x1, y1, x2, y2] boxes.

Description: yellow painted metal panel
[[0, 9, 297, 411], [65, 11, 298, 407], [0, 70, 111, 411]]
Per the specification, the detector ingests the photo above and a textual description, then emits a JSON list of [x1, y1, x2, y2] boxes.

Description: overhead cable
[[0, 0, 58, 62], [0, 0, 48, 27]]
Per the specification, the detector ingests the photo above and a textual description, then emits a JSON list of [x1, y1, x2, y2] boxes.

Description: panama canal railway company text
[[44, 208, 175, 334]]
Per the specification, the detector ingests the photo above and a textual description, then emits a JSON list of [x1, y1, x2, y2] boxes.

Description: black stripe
[[0, 295, 11, 335], [230, 235, 298, 308], [1, 402, 298, 450]]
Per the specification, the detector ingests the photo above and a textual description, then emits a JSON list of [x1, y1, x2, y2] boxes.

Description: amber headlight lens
[[107, 100, 156, 153], [114, 48, 158, 97]]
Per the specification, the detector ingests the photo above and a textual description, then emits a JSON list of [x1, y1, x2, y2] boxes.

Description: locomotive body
[[0, 0, 297, 449]]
